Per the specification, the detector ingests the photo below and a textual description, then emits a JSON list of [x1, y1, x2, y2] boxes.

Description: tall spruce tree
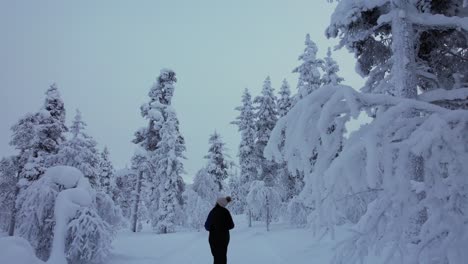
[[153, 108, 185, 234], [276, 79, 301, 202], [10, 84, 67, 181], [321, 48, 344, 86], [55, 109, 100, 187], [7, 84, 67, 236], [293, 34, 324, 100], [98, 147, 115, 195], [132, 69, 186, 233], [277, 79, 293, 117], [326, 0, 467, 98], [231, 88, 258, 214], [204, 132, 230, 192], [254, 76, 278, 186]]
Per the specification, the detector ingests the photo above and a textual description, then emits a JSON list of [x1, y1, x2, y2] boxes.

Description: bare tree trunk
[[266, 194, 270, 232], [248, 209, 252, 228], [391, 0, 417, 99], [8, 185, 19, 236], [132, 171, 143, 233]]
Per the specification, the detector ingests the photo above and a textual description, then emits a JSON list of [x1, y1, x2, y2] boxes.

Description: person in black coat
[[205, 196, 235, 264]]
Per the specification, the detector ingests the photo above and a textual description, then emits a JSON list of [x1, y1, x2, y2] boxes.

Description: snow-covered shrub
[[66, 207, 113, 264], [15, 166, 114, 264], [286, 196, 308, 228], [246, 180, 282, 231], [183, 188, 212, 231], [16, 177, 58, 260], [95, 191, 123, 228]]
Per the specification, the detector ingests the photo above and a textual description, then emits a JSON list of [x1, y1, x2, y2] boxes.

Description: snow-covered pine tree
[[248, 77, 282, 229], [54, 109, 100, 187], [133, 69, 186, 232], [292, 34, 324, 100], [204, 132, 230, 192], [265, 1, 468, 262], [153, 107, 185, 234], [276, 79, 300, 203], [253, 76, 278, 186], [227, 168, 243, 215], [7, 84, 68, 237], [98, 147, 115, 195], [192, 167, 219, 205], [246, 180, 281, 231], [10, 84, 67, 181], [113, 167, 135, 221], [277, 79, 293, 118], [321, 48, 344, 86], [183, 188, 211, 231], [231, 88, 258, 217], [326, 0, 467, 97], [184, 167, 218, 230]]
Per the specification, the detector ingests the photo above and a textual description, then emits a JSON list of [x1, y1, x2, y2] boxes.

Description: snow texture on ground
[[109, 215, 338, 264]]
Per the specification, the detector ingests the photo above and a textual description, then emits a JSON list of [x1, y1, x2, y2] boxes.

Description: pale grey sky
[[0, 0, 363, 182]]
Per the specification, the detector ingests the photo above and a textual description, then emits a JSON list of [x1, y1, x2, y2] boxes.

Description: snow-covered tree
[[266, 82, 468, 263], [133, 69, 186, 233], [10, 84, 67, 181], [246, 180, 282, 231], [114, 168, 135, 221], [153, 108, 185, 234], [276, 78, 301, 202], [183, 188, 212, 231], [321, 48, 344, 86], [326, 0, 467, 97], [98, 147, 115, 195], [254, 76, 278, 186], [14, 166, 114, 263], [66, 207, 113, 264], [204, 132, 230, 192], [277, 79, 293, 117], [227, 169, 244, 215], [15, 176, 57, 260], [231, 88, 258, 215], [192, 167, 219, 205], [54, 110, 100, 187], [286, 196, 308, 228], [293, 34, 324, 100]]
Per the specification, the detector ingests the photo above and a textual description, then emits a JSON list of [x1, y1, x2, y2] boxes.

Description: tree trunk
[[266, 194, 270, 232], [391, 0, 417, 99], [7, 184, 20, 236], [391, 0, 427, 240], [248, 209, 252, 228], [132, 171, 143, 233]]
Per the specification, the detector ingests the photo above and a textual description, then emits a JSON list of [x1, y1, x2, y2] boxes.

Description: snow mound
[[0, 237, 44, 264]]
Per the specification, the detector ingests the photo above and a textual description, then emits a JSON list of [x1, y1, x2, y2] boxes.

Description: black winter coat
[[204, 204, 235, 233]]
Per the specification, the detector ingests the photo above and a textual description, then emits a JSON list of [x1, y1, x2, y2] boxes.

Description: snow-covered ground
[[109, 215, 339, 264]]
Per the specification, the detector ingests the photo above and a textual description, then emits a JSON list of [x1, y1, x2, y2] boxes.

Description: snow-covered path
[[108, 216, 336, 264]]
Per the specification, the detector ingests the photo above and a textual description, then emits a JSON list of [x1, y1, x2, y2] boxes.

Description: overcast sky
[[0, 0, 363, 182]]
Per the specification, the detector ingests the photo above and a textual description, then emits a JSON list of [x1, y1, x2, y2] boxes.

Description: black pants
[[209, 232, 230, 264]]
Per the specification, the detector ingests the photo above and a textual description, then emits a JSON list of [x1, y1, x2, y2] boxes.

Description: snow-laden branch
[[418, 88, 468, 103], [410, 13, 468, 31]]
